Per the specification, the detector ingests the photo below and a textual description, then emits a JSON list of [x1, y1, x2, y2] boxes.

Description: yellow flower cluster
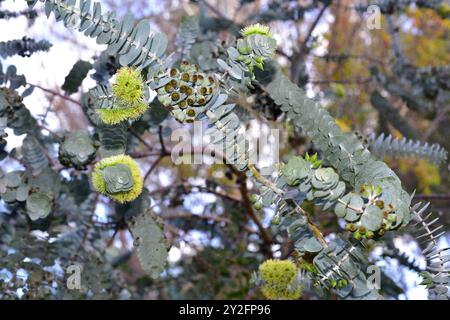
[[258, 259, 301, 300], [97, 67, 148, 125], [91, 154, 143, 203]]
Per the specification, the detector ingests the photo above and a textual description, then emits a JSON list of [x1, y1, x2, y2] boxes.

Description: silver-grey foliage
[[0, 61, 27, 90], [410, 202, 449, 300], [21, 134, 49, 173], [0, 37, 52, 58], [175, 15, 200, 60], [0, 87, 36, 135], [97, 122, 128, 157], [59, 130, 97, 169], [368, 132, 448, 165], [265, 73, 412, 228], [27, 0, 168, 69], [61, 60, 92, 94], [128, 209, 168, 279]]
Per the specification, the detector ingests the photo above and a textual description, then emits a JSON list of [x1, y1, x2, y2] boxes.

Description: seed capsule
[[179, 100, 187, 109], [171, 92, 180, 101], [179, 85, 188, 93], [375, 200, 384, 208], [197, 96, 206, 105], [170, 68, 178, 77], [187, 109, 196, 117], [181, 73, 190, 82], [164, 84, 173, 93]]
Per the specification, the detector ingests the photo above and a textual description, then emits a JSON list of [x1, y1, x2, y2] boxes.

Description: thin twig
[[143, 154, 166, 182], [298, 4, 329, 56], [337, 198, 364, 213], [291, 2, 329, 81], [70, 194, 99, 261], [413, 194, 450, 200], [129, 126, 154, 151], [237, 169, 274, 258], [310, 78, 372, 85], [423, 104, 450, 141], [203, 0, 227, 19], [30, 83, 81, 106]]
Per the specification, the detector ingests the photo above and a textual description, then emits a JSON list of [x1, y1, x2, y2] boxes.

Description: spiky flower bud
[[97, 67, 148, 125], [240, 23, 272, 38], [254, 200, 263, 210], [91, 154, 143, 203]]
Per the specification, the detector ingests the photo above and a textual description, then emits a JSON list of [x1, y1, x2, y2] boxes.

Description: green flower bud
[[337, 279, 348, 289], [249, 194, 259, 203], [330, 279, 337, 288], [365, 230, 375, 239]]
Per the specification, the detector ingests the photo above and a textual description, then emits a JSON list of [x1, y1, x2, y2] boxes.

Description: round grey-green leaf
[[5, 171, 21, 188], [15, 184, 29, 202], [360, 205, 383, 231], [102, 164, 134, 194], [343, 193, 364, 222], [334, 201, 347, 218], [301, 237, 323, 253], [128, 211, 168, 279], [2, 188, 17, 203], [26, 192, 53, 221]]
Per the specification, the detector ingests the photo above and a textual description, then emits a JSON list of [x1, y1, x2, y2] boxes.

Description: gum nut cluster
[[97, 67, 148, 125], [92, 154, 143, 203], [155, 60, 218, 123], [259, 259, 301, 300], [335, 184, 401, 240]]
